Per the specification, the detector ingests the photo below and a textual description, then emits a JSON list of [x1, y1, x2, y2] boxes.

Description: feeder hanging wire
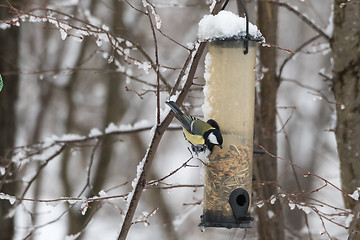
[[221, 0, 250, 54]]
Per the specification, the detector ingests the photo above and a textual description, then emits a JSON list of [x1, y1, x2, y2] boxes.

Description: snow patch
[[202, 52, 213, 119], [296, 204, 312, 214], [89, 128, 102, 137], [350, 188, 360, 200], [267, 210, 275, 219], [105, 120, 151, 134], [257, 201, 264, 208], [0, 193, 16, 205], [80, 197, 89, 215], [270, 195, 276, 204], [288, 201, 296, 210], [65, 232, 81, 240], [209, 0, 216, 13], [98, 190, 108, 197], [324, 3, 334, 38], [0, 23, 11, 30], [134, 61, 152, 74]]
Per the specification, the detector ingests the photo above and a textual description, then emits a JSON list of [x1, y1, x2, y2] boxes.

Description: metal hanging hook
[[221, 0, 249, 54]]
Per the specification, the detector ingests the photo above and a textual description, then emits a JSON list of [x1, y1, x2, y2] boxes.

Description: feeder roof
[[198, 10, 264, 42]]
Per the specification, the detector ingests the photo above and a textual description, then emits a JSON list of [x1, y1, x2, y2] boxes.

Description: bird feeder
[[198, 1, 264, 229]]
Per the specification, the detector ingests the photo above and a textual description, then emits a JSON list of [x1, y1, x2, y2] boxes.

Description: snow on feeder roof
[[198, 10, 264, 42]]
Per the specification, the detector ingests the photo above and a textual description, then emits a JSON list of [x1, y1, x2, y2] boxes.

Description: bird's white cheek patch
[[208, 132, 219, 145]]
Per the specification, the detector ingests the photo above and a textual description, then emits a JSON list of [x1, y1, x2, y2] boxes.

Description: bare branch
[[156, 27, 192, 51], [146, 5, 161, 124], [117, 41, 207, 240], [281, 78, 337, 112], [0, 192, 128, 204], [148, 157, 194, 185], [146, 184, 203, 190], [123, 0, 148, 15], [266, 0, 331, 41], [340, 1, 360, 8], [279, 34, 322, 79], [260, 146, 356, 201], [117, 2, 227, 238], [1, 145, 66, 222], [0, 6, 173, 90]]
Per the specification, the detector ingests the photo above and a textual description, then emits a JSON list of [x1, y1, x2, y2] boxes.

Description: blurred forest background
[[0, 0, 359, 239]]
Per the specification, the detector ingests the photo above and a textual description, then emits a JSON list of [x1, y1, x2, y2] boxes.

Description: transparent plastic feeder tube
[[200, 40, 256, 228]]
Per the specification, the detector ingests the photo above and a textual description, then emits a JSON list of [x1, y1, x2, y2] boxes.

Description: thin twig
[[1, 145, 66, 221], [340, 1, 360, 8], [146, 184, 203, 190], [169, 48, 195, 96], [84, 139, 102, 194], [279, 34, 321, 79], [266, 0, 331, 41], [2, 5, 172, 91], [282, 78, 337, 112], [0, 192, 128, 204], [147, 6, 161, 124], [262, 42, 295, 54], [260, 146, 355, 200], [123, 0, 148, 14], [276, 110, 314, 240], [156, 27, 191, 51], [147, 157, 193, 185]]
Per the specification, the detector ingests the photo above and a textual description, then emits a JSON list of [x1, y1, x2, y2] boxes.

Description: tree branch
[[260, 146, 356, 200], [266, 0, 331, 41], [147, 6, 161, 125], [116, 2, 226, 239], [278, 34, 321, 79]]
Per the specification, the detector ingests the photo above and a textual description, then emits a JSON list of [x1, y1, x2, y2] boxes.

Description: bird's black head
[[207, 119, 221, 131], [203, 128, 223, 152]]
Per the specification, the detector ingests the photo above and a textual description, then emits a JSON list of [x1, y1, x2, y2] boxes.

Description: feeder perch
[[198, 1, 264, 229]]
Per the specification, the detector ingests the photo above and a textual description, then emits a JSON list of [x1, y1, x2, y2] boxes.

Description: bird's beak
[[219, 145, 223, 149]]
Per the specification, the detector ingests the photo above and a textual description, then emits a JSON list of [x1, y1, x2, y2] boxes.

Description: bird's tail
[[165, 101, 192, 131], [166, 101, 184, 117]]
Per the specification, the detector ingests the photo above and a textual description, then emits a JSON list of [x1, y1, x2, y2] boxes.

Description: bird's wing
[[191, 120, 213, 136], [183, 128, 205, 145], [179, 115, 196, 133]]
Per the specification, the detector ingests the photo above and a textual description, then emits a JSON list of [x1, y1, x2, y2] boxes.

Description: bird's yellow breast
[[183, 128, 205, 145]]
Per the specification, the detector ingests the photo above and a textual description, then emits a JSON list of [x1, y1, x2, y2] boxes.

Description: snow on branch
[[116, 2, 227, 239], [11, 121, 181, 165], [0, 4, 172, 90], [0, 191, 127, 216], [132, 208, 158, 226], [142, 0, 162, 29], [0, 191, 127, 207]]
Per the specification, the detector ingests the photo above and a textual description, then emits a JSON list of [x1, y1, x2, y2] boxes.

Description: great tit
[[166, 101, 223, 154]]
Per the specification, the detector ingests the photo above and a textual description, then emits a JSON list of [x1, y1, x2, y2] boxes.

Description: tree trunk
[[254, 1, 285, 239], [331, 1, 360, 237], [66, 0, 128, 236], [0, 4, 20, 240]]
